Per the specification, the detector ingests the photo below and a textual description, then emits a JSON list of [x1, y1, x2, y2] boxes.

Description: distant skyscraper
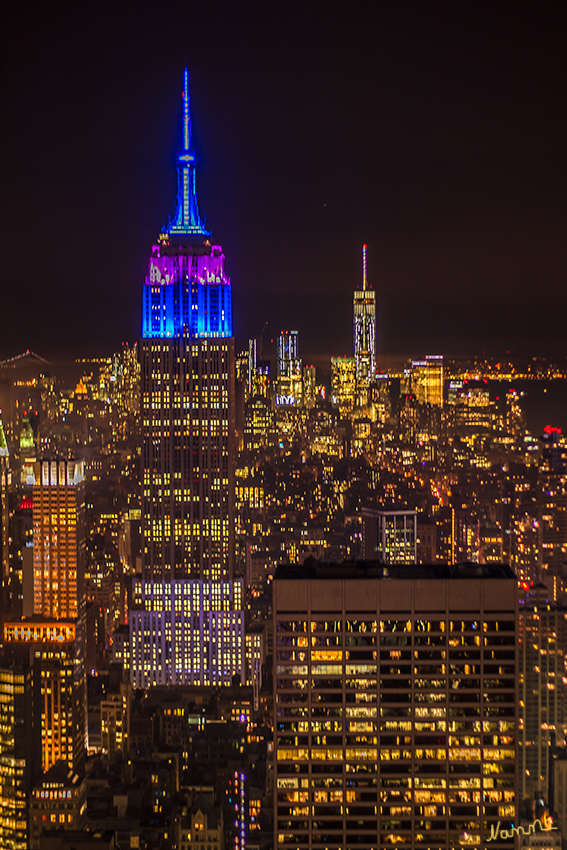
[[278, 331, 299, 379], [411, 355, 444, 406], [275, 331, 302, 407], [0, 419, 9, 592], [331, 356, 356, 417], [131, 69, 243, 686], [353, 244, 376, 382]]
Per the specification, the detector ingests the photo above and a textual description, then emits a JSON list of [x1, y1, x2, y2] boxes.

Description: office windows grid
[[275, 606, 517, 850]]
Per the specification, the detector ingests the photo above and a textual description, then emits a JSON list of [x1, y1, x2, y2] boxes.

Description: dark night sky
[[1, 2, 565, 363]]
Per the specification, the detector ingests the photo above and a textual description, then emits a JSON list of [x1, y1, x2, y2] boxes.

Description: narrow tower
[[132, 70, 243, 687], [140, 69, 235, 583], [353, 243, 376, 383]]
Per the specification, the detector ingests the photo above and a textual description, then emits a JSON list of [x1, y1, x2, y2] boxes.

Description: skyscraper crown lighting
[[142, 68, 232, 340]]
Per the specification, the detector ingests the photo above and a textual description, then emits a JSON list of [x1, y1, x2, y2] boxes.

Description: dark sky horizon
[[1, 2, 565, 363]]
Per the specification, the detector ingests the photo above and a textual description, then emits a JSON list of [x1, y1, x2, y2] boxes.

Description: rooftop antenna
[[182, 66, 191, 152], [362, 243, 368, 291]]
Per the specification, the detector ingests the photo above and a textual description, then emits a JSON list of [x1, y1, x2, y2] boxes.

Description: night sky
[[1, 2, 565, 363]]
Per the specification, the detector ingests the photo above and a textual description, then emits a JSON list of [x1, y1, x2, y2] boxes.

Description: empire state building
[[141, 68, 234, 583], [131, 70, 243, 687]]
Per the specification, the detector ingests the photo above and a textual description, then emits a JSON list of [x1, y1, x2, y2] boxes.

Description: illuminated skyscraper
[[353, 244, 376, 382], [3, 620, 86, 775], [2, 459, 87, 778], [519, 584, 567, 800], [0, 419, 9, 592], [140, 68, 234, 583], [278, 331, 299, 379], [331, 356, 356, 417], [0, 658, 39, 850], [275, 331, 302, 407], [131, 69, 243, 686], [411, 355, 444, 407], [32, 459, 85, 619], [274, 562, 518, 850]]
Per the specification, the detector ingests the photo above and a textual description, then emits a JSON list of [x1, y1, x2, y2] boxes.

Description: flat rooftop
[[274, 560, 516, 581]]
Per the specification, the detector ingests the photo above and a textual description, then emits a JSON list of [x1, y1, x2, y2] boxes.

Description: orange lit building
[[32, 459, 85, 620], [3, 619, 86, 775]]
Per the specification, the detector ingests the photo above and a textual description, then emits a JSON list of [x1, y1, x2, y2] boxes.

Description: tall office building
[[330, 357, 356, 417], [519, 584, 567, 801], [140, 69, 234, 584], [411, 356, 444, 407], [353, 244, 376, 383], [0, 419, 9, 591], [538, 427, 567, 602], [361, 507, 417, 563], [32, 459, 85, 619], [0, 657, 39, 850], [131, 69, 243, 686], [274, 561, 518, 850], [3, 620, 86, 774], [275, 331, 302, 407], [3, 458, 87, 777]]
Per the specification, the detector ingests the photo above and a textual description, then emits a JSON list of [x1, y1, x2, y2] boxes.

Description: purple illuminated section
[[142, 243, 232, 338]]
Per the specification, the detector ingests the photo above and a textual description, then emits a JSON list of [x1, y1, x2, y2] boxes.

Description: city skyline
[[1, 41, 567, 846], [1, 2, 566, 360]]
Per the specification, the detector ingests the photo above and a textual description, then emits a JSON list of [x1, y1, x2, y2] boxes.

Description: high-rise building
[[411, 356, 444, 407], [278, 331, 299, 379], [0, 419, 9, 592], [140, 69, 234, 584], [275, 331, 302, 407], [361, 508, 417, 563], [3, 619, 86, 775], [0, 656, 39, 850], [353, 244, 376, 383], [330, 357, 356, 417], [538, 427, 567, 602], [131, 69, 243, 686], [519, 584, 567, 800], [273, 561, 518, 850], [2, 457, 87, 778], [32, 459, 85, 620]]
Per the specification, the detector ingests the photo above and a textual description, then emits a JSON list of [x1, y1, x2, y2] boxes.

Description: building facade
[[131, 69, 243, 687], [410, 356, 444, 407], [0, 658, 39, 850], [361, 508, 418, 564], [4, 619, 86, 775], [519, 585, 567, 801], [32, 459, 85, 620], [273, 561, 518, 850]]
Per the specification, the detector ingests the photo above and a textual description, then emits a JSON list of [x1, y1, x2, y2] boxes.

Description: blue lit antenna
[[183, 67, 191, 152], [166, 67, 211, 238]]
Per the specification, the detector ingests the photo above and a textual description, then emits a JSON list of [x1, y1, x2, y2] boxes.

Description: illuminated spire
[[166, 67, 210, 239], [182, 67, 191, 152], [362, 243, 368, 290]]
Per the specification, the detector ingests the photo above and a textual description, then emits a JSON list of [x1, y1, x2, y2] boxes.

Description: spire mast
[[183, 67, 191, 152], [362, 243, 367, 290]]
